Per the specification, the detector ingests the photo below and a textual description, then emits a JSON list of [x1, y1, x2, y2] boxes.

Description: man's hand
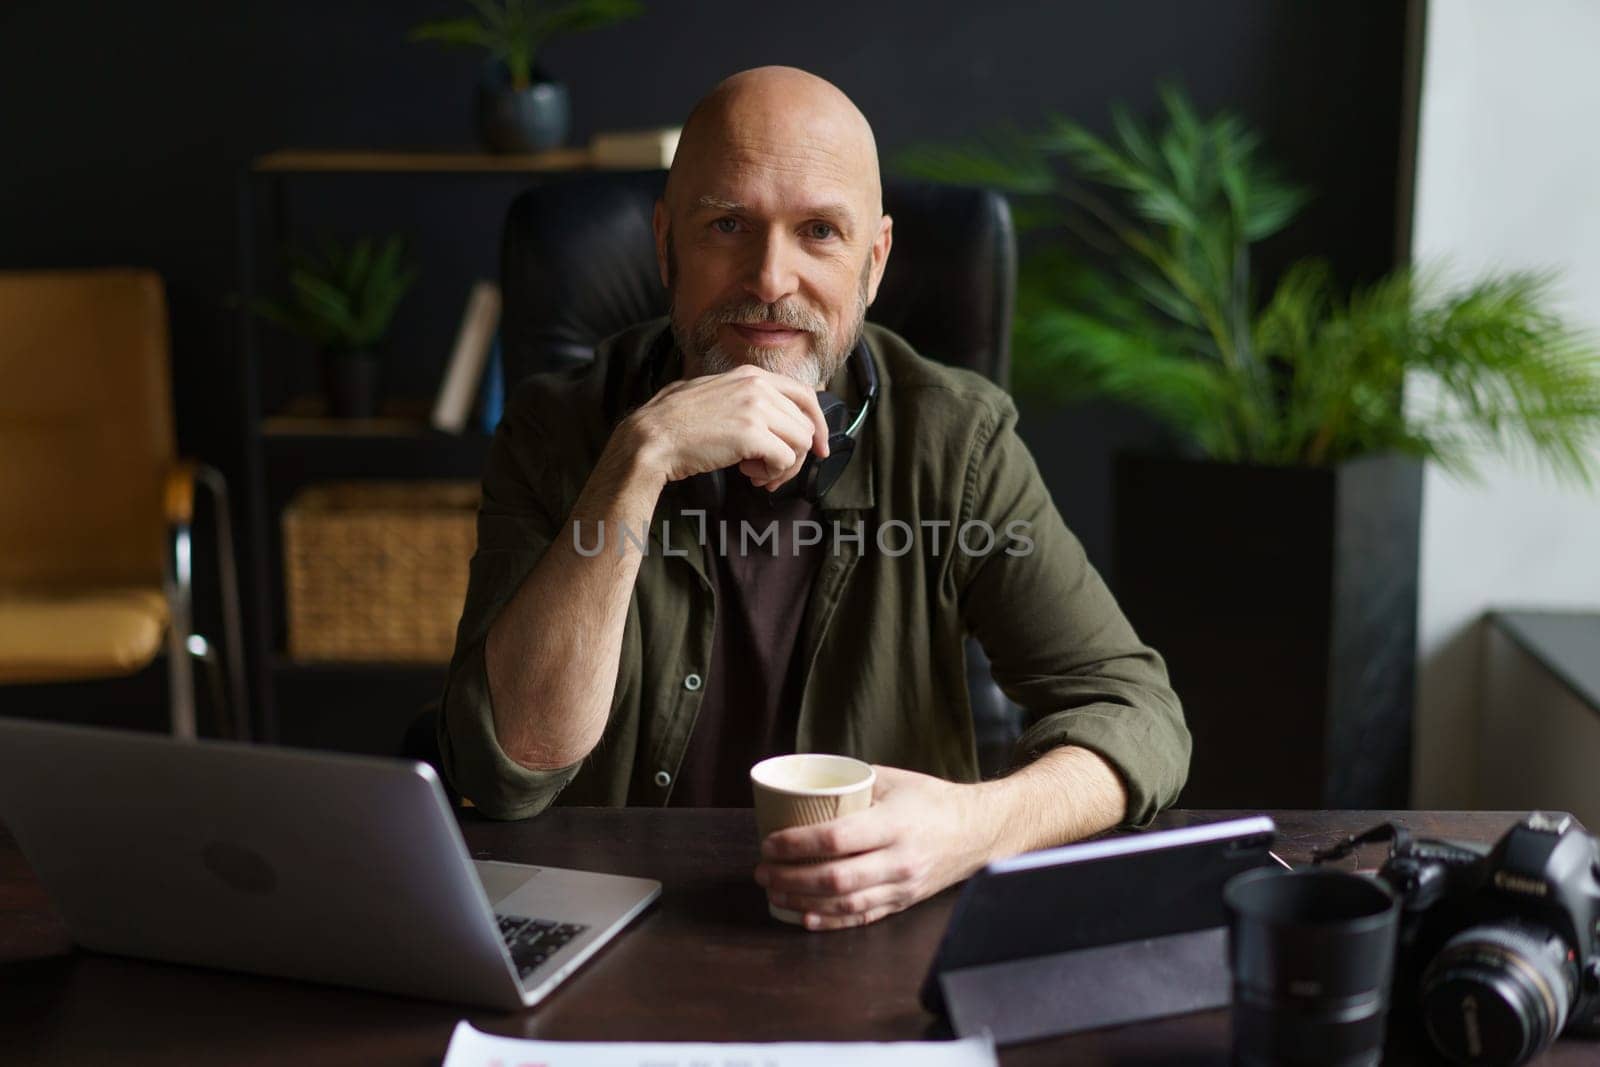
[[753, 766, 996, 931], [752, 747, 1128, 931], [626, 363, 830, 493]]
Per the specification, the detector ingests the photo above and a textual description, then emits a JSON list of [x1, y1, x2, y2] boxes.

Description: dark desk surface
[[1, 808, 1590, 1065]]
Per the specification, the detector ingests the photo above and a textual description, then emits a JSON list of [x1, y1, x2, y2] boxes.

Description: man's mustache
[[701, 299, 826, 337]]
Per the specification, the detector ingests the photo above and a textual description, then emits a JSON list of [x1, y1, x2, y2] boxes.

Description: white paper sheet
[[441, 1021, 997, 1067]]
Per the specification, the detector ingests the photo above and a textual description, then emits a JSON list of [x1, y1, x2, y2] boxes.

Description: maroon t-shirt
[[668, 469, 824, 807]]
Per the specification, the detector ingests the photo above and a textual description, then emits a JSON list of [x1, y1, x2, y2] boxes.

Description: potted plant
[[409, 0, 643, 154], [898, 89, 1600, 808], [251, 235, 419, 419]]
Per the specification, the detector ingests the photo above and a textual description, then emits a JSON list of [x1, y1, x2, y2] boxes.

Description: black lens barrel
[[1226, 868, 1401, 1067]]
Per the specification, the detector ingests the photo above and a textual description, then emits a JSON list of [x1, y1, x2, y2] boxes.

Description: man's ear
[[652, 199, 670, 288], [864, 214, 894, 306]]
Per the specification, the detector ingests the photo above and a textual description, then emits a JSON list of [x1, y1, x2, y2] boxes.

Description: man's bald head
[[666, 66, 882, 218], [653, 66, 894, 388]]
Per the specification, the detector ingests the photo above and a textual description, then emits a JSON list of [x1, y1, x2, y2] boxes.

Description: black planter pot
[[476, 66, 570, 153], [322, 350, 381, 419], [1112, 454, 1423, 809]]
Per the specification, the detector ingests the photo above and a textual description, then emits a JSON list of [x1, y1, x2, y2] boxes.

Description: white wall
[[1411, 0, 1600, 807]]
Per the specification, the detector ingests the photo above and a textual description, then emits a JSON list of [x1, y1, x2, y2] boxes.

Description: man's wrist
[[971, 746, 1128, 864], [628, 412, 677, 488], [969, 773, 1029, 867], [607, 413, 671, 494], [954, 775, 1022, 871], [575, 414, 669, 526]]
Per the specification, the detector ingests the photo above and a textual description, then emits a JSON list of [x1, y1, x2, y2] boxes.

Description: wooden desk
[[0, 809, 1590, 1064]]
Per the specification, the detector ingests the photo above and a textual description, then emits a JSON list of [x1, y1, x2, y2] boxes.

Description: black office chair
[[498, 171, 1015, 386], [407, 172, 1024, 782]]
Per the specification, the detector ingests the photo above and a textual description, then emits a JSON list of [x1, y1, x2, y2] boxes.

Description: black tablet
[[920, 815, 1279, 1038]]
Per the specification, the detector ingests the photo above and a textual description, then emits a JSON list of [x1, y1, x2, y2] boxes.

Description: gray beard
[[697, 339, 831, 389]]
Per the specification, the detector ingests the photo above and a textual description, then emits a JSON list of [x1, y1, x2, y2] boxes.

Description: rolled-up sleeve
[[436, 400, 584, 820], [955, 397, 1191, 825]]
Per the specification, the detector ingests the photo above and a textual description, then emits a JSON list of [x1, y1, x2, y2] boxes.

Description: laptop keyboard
[[497, 914, 589, 984]]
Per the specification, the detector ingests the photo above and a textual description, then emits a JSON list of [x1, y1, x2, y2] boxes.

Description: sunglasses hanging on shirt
[[766, 333, 879, 505]]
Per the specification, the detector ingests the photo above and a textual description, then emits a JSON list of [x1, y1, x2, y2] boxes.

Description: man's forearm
[[975, 746, 1129, 861], [484, 420, 664, 771]]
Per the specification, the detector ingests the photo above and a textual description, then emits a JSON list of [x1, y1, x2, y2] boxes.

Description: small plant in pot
[[250, 235, 419, 419], [410, 0, 643, 154]]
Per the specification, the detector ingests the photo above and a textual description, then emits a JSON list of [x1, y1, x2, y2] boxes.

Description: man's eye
[[807, 222, 836, 240], [712, 217, 740, 234]]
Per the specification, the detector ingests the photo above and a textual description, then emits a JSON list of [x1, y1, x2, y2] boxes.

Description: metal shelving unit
[[234, 149, 597, 745]]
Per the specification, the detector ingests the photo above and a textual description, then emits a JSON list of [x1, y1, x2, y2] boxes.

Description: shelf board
[[254, 147, 600, 174]]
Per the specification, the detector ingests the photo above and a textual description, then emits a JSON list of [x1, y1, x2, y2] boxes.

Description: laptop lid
[[0, 719, 532, 1009]]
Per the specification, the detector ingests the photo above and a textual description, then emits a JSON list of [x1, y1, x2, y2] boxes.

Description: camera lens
[[1421, 922, 1577, 1065], [1225, 868, 1400, 1067]]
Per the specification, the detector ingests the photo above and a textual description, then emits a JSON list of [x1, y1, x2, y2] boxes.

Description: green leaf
[[341, 237, 373, 298], [407, 17, 495, 47], [891, 129, 1057, 196], [534, 0, 642, 35], [254, 233, 416, 352], [1110, 104, 1165, 179], [464, 0, 508, 32], [524, 0, 642, 63], [410, 0, 639, 82], [289, 271, 359, 335], [354, 236, 417, 346], [246, 296, 308, 337]]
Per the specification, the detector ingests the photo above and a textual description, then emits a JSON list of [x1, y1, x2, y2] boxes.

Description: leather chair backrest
[[0, 270, 175, 590], [498, 171, 1016, 389]]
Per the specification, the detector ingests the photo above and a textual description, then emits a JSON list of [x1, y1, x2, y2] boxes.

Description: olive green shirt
[[438, 318, 1190, 824]]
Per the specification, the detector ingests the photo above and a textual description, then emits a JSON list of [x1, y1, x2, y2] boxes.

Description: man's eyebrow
[[804, 202, 857, 226], [693, 195, 857, 226]]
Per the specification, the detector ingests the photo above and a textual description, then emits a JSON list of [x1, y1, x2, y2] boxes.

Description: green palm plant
[[250, 235, 419, 355], [410, 0, 642, 91], [896, 88, 1600, 483]]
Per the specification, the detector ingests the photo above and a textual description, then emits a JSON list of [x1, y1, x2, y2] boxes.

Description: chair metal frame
[[162, 463, 249, 740]]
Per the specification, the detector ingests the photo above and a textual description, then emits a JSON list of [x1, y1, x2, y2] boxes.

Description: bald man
[[440, 67, 1191, 930]]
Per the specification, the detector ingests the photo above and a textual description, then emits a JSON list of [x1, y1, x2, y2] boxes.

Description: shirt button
[[683, 672, 702, 691], [654, 770, 672, 788]]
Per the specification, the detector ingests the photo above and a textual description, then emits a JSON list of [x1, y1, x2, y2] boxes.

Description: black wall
[[0, 0, 1408, 584]]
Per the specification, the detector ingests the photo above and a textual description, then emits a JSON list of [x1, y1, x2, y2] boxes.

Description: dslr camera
[[1366, 813, 1600, 1064]]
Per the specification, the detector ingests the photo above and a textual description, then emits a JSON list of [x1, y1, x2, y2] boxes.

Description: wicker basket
[[284, 481, 478, 662]]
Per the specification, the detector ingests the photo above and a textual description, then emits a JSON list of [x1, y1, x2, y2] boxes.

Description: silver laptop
[[0, 718, 660, 1010]]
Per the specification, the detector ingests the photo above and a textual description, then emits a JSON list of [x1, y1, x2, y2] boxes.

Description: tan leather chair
[[0, 269, 246, 738]]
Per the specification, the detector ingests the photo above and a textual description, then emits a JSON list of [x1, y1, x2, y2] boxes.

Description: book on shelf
[[431, 280, 501, 433], [589, 126, 681, 169]]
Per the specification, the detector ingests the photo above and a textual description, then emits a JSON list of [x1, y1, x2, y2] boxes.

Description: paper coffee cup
[[750, 753, 875, 925]]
